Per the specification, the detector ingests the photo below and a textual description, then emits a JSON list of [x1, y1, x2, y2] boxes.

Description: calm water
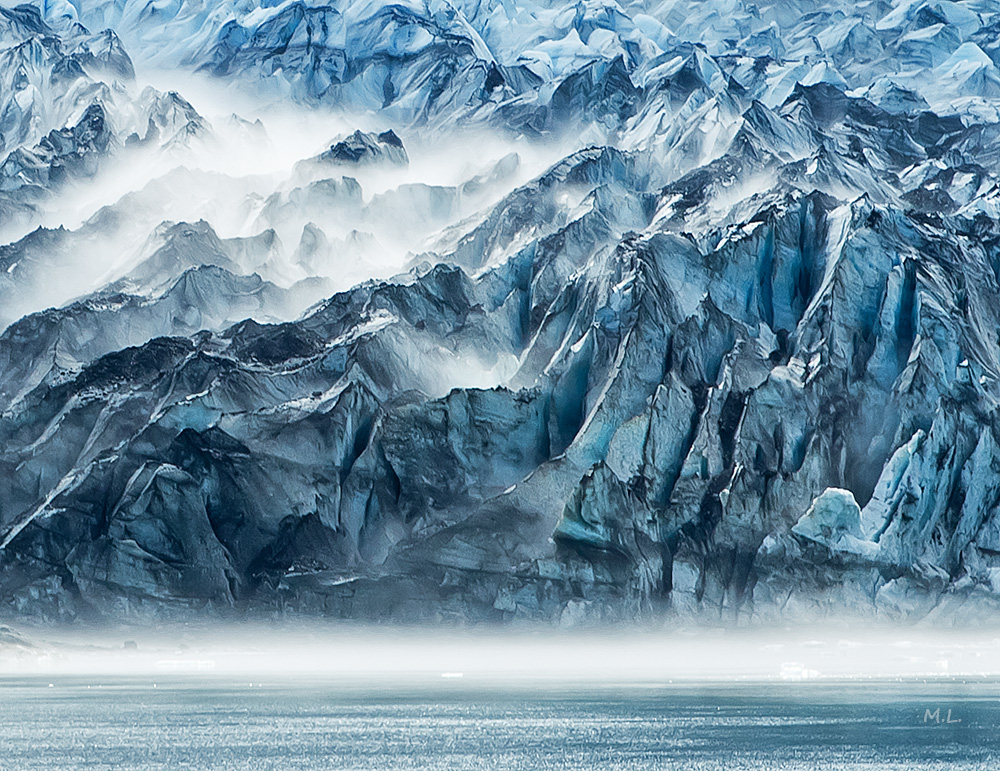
[[1, 676, 997, 770]]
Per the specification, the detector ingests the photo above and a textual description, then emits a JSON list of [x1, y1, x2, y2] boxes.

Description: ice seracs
[[4, 0, 1000, 623]]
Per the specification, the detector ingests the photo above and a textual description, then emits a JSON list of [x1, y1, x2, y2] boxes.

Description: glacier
[[2, 0, 1000, 624]]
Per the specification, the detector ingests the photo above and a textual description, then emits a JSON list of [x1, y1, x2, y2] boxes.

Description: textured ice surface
[[4, 0, 1000, 623]]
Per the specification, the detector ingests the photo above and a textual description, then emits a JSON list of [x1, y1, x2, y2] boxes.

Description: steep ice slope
[[33, 0, 1000, 126], [0, 5, 222, 238], [5, 0, 1000, 623]]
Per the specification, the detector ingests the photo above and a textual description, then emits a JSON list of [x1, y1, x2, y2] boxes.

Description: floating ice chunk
[[779, 662, 821, 681]]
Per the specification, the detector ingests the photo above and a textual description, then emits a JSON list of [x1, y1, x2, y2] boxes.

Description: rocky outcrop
[[317, 130, 408, 167], [0, 6, 213, 235], [0, 102, 112, 192]]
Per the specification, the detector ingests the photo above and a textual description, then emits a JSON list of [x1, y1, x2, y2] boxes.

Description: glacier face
[[3, 0, 1000, 623]]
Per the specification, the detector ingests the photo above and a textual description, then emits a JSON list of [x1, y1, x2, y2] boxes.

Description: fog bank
[[4, 624, 1000, 683]]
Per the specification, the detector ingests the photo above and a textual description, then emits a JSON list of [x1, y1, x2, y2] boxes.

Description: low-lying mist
[[1, 67, 582, 331], [4, 623, 1000, 683]]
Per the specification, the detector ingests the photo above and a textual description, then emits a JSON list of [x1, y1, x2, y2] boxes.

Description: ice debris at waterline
[[5, 0, 1000, 624]]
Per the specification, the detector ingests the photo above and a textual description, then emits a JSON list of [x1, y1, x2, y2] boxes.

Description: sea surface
[[0, 676, 997, 770]]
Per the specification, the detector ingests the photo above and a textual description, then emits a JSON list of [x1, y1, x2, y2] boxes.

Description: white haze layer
[[4, 625, 1000, 683], [1, 66, 580, 330]]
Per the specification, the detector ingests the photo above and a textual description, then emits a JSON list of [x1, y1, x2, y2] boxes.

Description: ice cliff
[[3, 0, 1000, 623]]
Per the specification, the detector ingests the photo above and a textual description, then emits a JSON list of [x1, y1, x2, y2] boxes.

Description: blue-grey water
[[1, 677, 997, 770]]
